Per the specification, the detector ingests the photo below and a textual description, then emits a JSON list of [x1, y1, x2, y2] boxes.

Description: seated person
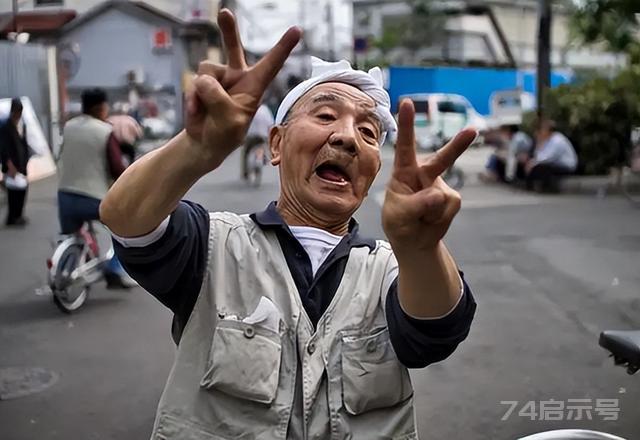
[[482, 124, 533, 183], [522, 119, 578, 192]]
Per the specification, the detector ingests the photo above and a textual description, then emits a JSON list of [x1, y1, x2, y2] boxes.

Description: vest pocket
[[154, 413, 226, 440], [341, 329, 413, 415], [200, 319, 282, 405]]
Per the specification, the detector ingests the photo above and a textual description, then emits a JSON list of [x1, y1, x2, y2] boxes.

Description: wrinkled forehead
[[289, 82, 377, 116]]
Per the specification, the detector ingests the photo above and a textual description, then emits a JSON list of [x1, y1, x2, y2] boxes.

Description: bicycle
[[604, 128, 640, 206], [244, 140, 268, 188], [423, 140, 465, 190], [47, 221, 112, 313], [517, 330, 639, 440], [620, 142, 640, 206]]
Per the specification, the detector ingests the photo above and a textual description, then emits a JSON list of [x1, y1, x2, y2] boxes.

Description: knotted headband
[[275, 57, 397, 145]]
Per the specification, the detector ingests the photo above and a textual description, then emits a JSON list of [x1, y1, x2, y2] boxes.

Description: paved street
[[1, 146, 639, 440]]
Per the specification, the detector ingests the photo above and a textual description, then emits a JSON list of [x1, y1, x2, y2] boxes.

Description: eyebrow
[[311, 93, 342, 105]]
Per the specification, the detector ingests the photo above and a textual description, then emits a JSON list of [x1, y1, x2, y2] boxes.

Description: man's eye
[[359, 127, 376, 139], [317, 113, 336, 121]]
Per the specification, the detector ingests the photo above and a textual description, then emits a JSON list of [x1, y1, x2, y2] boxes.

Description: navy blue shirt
[[114, 201, 476, 369]]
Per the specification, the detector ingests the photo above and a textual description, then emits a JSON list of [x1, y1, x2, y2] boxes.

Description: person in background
[[108, 108, 143, 166], [0, 98, 32, 226], [241, 102, 274, 180], [480, 124, 532, 183], [57, 88, 136, 289], [522, 119, 578, 192]]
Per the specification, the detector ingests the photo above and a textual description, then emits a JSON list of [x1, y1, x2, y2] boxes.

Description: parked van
[[397, 93, 487, 150]]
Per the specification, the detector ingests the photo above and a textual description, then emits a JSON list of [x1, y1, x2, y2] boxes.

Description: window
[[411, 100, 429, 115], [35, 0, 64, 6], [437, 101, 467, 114]]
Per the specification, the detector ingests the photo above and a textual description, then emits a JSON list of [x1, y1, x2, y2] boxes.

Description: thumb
[[194, 74, 232, 113]]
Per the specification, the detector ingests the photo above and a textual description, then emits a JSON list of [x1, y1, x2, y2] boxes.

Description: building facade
[[55, 1, 216, 133], [0, 0, 219, 21], [352, 0, 624, 70]]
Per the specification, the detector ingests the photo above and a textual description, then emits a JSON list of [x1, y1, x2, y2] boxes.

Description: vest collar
[[250, 201, 375, 251]]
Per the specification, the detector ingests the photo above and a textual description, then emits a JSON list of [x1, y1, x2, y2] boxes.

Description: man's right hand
[[100, 10, 300, 238], [184, 9, 301, 169]]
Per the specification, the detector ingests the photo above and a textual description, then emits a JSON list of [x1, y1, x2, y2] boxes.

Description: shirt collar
[[250, 201, 375, 250]]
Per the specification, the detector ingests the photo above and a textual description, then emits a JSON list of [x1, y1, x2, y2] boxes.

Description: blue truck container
[[387, 66, 573, 115]]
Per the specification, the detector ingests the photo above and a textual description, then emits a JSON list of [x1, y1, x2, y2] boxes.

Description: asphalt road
[[1, 147, 639, 440]]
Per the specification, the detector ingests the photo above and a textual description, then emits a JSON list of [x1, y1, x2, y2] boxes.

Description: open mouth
[[315, 162, 351, 184]]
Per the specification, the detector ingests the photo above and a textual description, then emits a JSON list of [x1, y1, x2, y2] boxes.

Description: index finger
[[394, 99, 418, 170], [218, 9, 246, 69], [424, 128, 477, 177], [250, 26, 302, 90]]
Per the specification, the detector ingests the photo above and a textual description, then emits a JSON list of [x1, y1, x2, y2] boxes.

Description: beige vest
[[58, 115, 113, 200], [151, 212, 417, 440]]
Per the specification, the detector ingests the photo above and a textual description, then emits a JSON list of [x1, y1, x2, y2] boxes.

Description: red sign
[[153, 28, 172, 50]]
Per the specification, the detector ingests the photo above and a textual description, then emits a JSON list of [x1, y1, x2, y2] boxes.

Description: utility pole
[[12, 0, 19, 34], [536, 0, 552, 119], [326, 0, 336, 60], [299, 0, 309, 54]]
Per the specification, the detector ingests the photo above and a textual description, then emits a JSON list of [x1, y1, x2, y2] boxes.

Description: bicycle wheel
[[52, 243, 89, 313], [444, 166, 465, 190], [246, 146, 264, 187], [249, 164, 262, 187], [621, 168, 640, 206]]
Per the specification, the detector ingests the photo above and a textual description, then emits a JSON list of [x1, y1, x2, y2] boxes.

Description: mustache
[[315, 144, 354, 164]]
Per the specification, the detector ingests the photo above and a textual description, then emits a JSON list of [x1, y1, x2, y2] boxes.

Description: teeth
[[315, 162, 350, 184]]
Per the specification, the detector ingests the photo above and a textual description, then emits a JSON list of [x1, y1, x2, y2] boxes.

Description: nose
[[328, 124, 358, 156]]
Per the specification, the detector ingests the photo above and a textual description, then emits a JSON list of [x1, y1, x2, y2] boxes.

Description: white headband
[[275, 56, 397, 145]]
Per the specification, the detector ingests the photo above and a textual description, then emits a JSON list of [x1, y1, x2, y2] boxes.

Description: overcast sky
[[235, 0, 352, 57]]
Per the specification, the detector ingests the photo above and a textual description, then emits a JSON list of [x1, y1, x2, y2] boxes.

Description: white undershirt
[[289, 225, 343, 276]]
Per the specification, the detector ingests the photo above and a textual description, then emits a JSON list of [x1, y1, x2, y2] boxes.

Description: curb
[[560, 174, 640, 195], [560, 176, 612, 195]]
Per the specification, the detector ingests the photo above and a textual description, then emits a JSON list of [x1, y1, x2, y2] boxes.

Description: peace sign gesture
[[382, 99, 477, 253], [185, 9, 301, 168]]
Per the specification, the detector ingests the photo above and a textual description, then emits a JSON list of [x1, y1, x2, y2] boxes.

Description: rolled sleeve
[[111, 216, 171, 248], [113, 200, 209, 343], [385, 273, 477, 368]]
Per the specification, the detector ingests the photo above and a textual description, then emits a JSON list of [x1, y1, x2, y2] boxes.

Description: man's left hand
[[382, 99, 476, 253], [524, 159, 536, 175], [6, 160, 18, 178]]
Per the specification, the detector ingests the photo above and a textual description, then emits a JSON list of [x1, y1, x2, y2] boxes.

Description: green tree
[[372, 24, 403, 63], [571, 0, 640, 63], [401, 0, 446, 60], [369, 0, 445, 65]]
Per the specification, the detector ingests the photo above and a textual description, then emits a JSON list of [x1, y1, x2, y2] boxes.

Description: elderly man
[[100, 10, 476, 440], [523, 119, 578, 192]]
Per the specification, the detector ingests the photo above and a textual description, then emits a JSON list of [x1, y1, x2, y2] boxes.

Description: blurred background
[[0, 1, 639, 440]]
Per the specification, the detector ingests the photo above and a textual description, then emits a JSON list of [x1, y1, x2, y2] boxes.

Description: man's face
[[270, 82, 383, 218], [535, 125, 551, 144]]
